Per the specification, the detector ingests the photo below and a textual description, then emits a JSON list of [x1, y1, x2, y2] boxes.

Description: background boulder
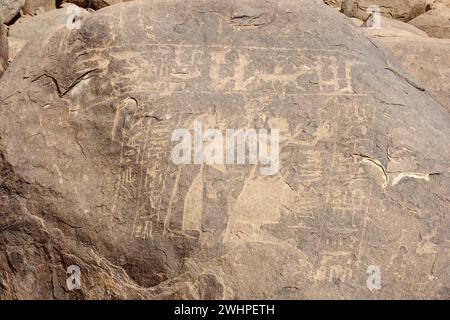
[[426, 0, 450, 9], [22, 0, 55, 15], [0, 0, 25, 24], [363, 16, 429, 37], [8, 5, 89, 41], [341, 0, 427, 22], [374, 36, 450, 112], [409, 7, 450, 38], [62, 0, 133, 10]]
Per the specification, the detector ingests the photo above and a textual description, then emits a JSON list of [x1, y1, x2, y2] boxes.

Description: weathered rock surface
[[0, 0, 24, 24], [336, 1, 449, 112], [363, 16, 429, 37], [22, 0, 55, 15], [7, 36, 26, 62], [373, 36, 450, 112], [0, 0, 449, 300], [0, 22, 7, 76], [8, 5, 89, 41], [426, 0, 450, 10], [341, 0, 427, 22], [409, 8, 450, 38], [323, 0, 343, 8], [64, 0, 133, 10]]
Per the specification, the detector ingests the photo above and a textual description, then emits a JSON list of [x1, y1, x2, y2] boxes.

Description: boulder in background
[[409, 7, 450, 38], [0, 0, 25, 24], [375, 36, 450, 112], [8, 5, 90, 41], [22, 0, 56, 15], [363, 16, 429, 37], [62, 0, 134, 10], [341, 0, 427, 22]]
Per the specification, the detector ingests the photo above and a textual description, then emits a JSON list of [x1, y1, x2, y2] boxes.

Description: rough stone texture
[[409, 8, 450, 39], [349, 6, 450, 113], [63, 0, 134, 10], [8, 5, 90, 41], [349, 17, 363, 26], [427, 0, 450, 9], [373, 36, 450, 113], [363, 16, 429, 37], [7, 36, 26, 62], [323, 0, 343, 8], [0, 0, 449, 300], [341, 0, 427, 22], [22, 0, 56, 15], [0, 0, 25, 24], [0, 22, 7, 77]]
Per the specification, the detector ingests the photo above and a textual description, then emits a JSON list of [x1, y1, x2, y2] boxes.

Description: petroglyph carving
[[0, 0, 448, 300]]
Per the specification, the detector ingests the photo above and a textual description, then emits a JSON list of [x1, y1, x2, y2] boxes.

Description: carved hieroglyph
[[0, 0, 449, 299]]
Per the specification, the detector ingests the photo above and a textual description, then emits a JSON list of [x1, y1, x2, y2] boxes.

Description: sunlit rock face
[[0, 0, 449, 299]]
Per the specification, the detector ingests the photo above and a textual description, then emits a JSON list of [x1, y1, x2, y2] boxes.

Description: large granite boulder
[[0, 0, 449, 299]]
